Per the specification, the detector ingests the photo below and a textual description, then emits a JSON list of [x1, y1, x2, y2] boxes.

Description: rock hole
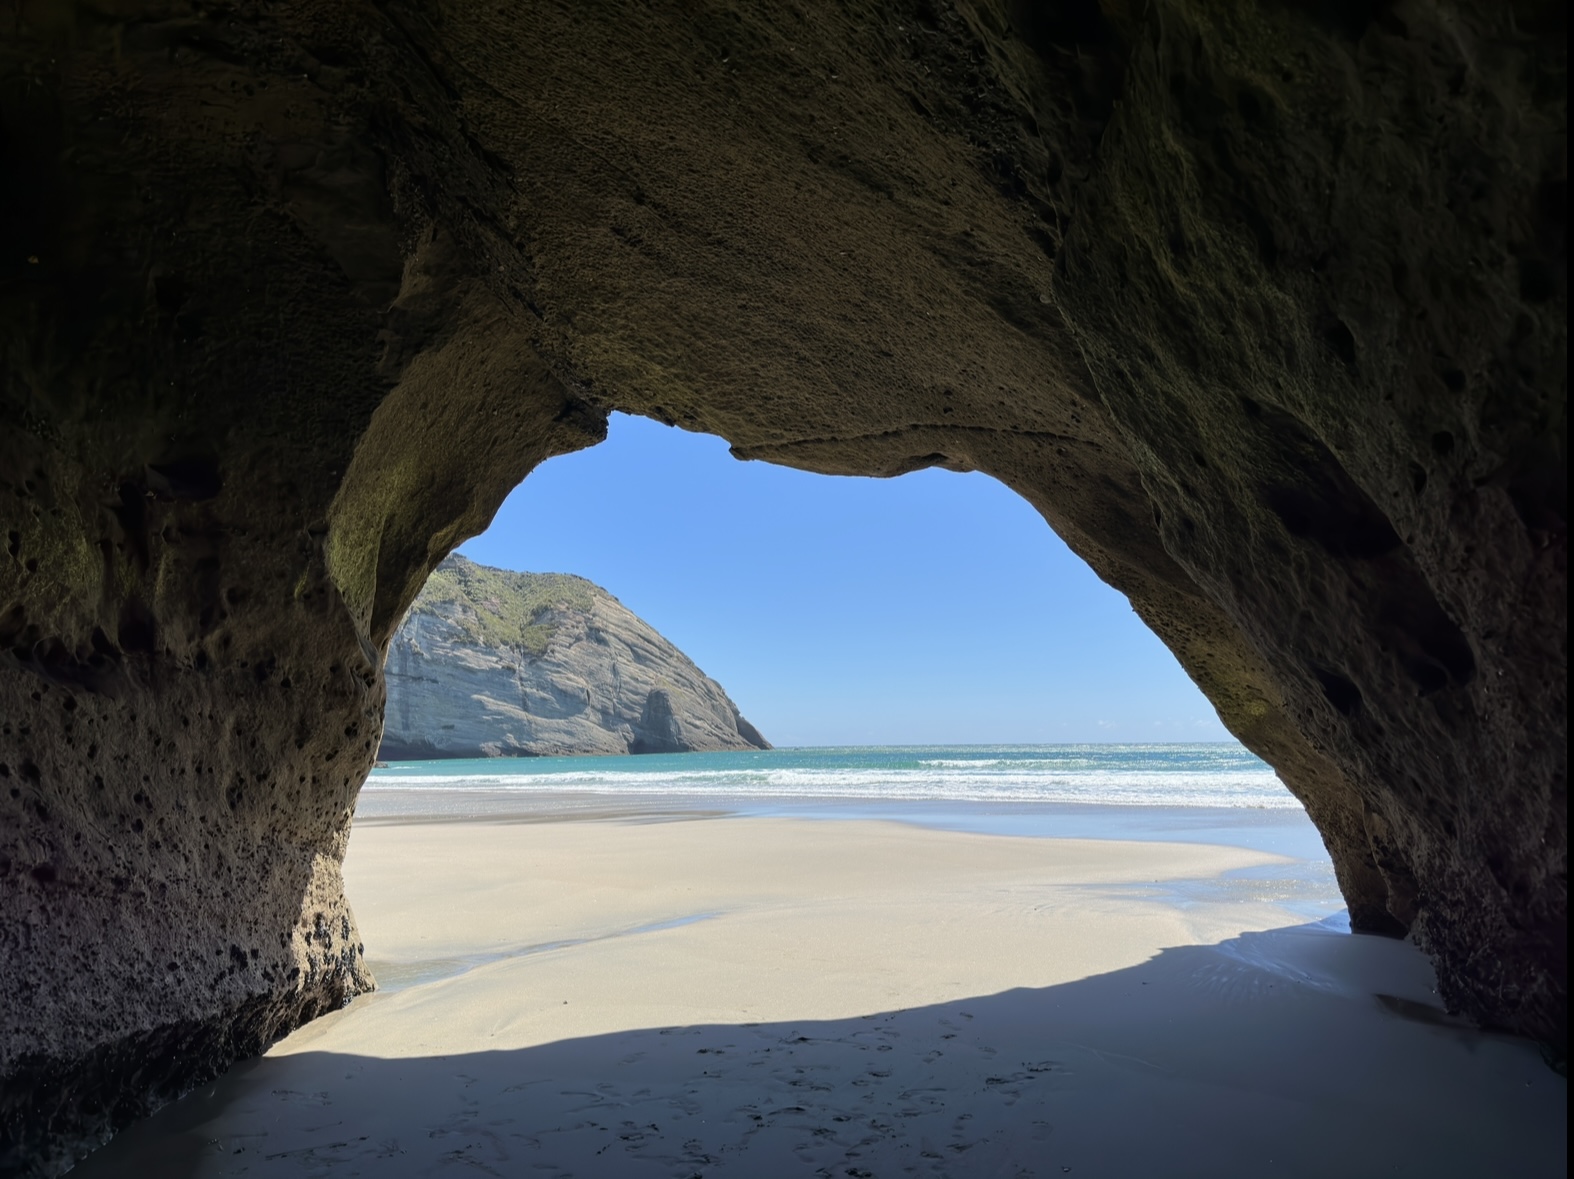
[[117, 602, 156, 655], [1264, 484, 1400, 559], [1010, 0, 1115, 52], [1312, 666, 1364, 716], [1518, 257, 1555, 304], [1319, 315, 1358, 369]]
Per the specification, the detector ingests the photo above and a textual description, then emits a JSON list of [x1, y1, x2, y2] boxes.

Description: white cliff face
[[380, 558, 769, 758]]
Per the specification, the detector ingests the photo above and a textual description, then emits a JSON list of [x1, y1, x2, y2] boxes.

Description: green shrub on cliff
[[407, 555, 597, 657]]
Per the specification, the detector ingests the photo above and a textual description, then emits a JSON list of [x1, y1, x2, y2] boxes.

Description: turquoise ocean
[[364, 743, 1293, 808], [360, 744, 1343, 917]]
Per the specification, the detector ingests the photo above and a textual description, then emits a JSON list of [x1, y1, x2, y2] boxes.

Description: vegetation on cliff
[[383, 555, 768, 758], [409, 557, 598, 658]]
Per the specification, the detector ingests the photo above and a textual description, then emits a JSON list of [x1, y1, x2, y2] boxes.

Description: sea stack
[[380, 555, 770, 758]]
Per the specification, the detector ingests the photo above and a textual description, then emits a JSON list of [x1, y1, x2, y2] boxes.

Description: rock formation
[[380, 555, 769, 758], [0, 1, 1563, 1172]]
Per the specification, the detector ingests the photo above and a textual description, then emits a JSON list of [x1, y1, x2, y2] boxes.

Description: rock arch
[[0, 2, 1563, 1171]]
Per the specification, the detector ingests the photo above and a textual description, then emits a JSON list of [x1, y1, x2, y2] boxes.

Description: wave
[[362, 763, 1299, 809]]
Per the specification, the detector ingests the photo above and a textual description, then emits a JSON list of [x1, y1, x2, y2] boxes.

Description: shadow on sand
[[74, 920, 1564, 1178]]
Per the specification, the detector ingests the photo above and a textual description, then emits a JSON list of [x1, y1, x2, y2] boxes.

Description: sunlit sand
[[78, 816, 1564, 1176]]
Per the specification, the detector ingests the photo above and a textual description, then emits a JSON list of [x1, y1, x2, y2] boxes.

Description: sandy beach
[[77, 812, 1565, 1177]]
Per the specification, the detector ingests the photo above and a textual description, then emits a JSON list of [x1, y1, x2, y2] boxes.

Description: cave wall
[[0, 0, 1563, 1172], [1055, 0, 1566, 1057]]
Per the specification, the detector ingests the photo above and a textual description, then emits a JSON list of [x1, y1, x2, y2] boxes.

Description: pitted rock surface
[[381, 555, 769, 758], [0, 1, 1564, 1172]]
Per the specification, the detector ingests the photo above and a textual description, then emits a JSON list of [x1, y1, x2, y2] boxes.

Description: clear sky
[[458, 412, 1232, 747]]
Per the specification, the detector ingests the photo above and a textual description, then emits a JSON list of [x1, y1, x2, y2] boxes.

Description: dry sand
[[77, 816, 1564, 1177]]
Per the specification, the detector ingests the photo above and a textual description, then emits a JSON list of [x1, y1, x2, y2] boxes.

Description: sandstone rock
[[379, 555, 769, 758], [0, 2, 1563, 1172]]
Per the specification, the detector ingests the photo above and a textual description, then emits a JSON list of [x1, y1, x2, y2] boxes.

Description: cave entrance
[[262, 409, 1360, 1173], [383, 410, 1243, 752], [349, 407, 1337, 950]]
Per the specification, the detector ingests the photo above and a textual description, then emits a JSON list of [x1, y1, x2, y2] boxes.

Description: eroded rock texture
[[381, 554, 770, 757], [0, 1, 1564, 1171]]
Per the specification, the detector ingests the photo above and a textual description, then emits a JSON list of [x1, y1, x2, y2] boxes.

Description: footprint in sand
[[983, 1071, 1038, 1104], [269, 1088, 332, 1107], [616, 1120, 663, 1144], [679, 1139, 716, 1166], [984, 1071, 1035, 1087]]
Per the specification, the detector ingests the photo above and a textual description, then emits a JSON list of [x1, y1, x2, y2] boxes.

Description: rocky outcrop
[[380, 556, 769, 758], [0, 2, 1563, 1172]]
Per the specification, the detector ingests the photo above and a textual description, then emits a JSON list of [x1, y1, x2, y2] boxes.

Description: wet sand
[[75, 815, 1564, 1177]]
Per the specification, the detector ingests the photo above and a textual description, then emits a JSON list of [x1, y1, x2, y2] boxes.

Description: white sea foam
[[364, 746, 1301, 809]]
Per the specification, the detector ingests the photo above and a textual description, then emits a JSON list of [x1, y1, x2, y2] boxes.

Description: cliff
[[380, 557, 769, 758]]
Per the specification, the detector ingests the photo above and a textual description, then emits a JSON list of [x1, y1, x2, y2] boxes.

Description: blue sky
[[459, 413, 1232, 746]]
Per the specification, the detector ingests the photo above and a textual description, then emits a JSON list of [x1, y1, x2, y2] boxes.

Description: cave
[[0, 2, 1564, 1172]]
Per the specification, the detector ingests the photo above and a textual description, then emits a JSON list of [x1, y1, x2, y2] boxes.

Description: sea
[[359, 743, 1345, 919]]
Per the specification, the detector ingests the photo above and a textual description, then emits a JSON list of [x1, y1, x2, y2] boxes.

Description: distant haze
[[459, 413, 1234, 746]]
